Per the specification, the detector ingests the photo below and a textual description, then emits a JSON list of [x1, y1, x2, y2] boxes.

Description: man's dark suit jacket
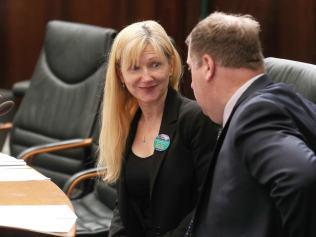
[[193, 75, 316, 237], [109, 88, 219, 237]]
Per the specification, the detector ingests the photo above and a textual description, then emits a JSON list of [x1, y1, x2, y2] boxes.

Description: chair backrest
[[10, 20, 116, 188], [264, 57, 316, 103]]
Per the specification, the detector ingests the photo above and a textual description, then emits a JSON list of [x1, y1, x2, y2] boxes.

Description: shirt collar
[[222, 73, 264, 127]]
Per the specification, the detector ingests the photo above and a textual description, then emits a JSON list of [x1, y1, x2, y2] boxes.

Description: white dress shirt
[[222, 74, 264, 127]]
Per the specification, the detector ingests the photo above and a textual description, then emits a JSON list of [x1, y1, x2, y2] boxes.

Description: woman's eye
[[151, 62, 161, 68], [130, 65, 140, 71]]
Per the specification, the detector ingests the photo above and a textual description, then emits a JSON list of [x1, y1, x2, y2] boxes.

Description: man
[[186, 12, 316, 237]]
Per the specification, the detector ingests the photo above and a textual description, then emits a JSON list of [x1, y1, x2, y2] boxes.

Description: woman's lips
[[139, 84, 157, 89]]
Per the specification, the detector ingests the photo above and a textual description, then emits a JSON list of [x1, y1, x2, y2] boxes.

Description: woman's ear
[[168, 58, 174, 76], [115, 65, 124, 83]]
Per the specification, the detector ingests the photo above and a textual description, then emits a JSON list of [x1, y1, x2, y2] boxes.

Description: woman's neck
[[132, 95, 166, 157], [138, 90, 167, 124]]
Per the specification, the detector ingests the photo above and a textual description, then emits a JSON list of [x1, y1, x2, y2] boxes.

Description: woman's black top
[[125, 151, 155, 234]]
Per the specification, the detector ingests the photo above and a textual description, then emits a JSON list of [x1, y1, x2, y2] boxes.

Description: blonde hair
[[98, 20, 182, 182], [186, 12, 264, 70]]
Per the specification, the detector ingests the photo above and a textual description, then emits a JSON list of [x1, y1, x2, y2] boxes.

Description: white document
[[0, 205, 77, 233], [0, 153, 26, 166], [0, 166, 49, 181], [0, 152, 49, 181]]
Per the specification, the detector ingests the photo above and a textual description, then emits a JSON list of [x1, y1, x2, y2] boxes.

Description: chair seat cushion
[[72, 192, 113, 236]]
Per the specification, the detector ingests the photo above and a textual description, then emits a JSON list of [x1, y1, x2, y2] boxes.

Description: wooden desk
[[0, 179, 75, 237]]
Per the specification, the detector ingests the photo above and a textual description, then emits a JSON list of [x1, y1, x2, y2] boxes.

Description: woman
[[98, 20, 218, 237]]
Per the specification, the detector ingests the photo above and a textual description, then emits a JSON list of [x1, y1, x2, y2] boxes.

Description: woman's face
[[120, 44, 173, 105]]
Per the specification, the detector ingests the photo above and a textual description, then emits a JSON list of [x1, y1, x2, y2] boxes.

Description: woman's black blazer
[[109, 88, 219, 237]]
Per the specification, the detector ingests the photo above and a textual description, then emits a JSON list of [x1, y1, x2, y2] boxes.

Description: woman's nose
[[140, 68, 153, 81]]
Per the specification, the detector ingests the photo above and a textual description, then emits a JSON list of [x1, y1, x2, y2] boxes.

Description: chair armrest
[[63, 167, 107, 197], [0, 122, 13, 131], [17, 138, 93, 161], [0, 100, 15, 116], [12, 80, 31, 97]]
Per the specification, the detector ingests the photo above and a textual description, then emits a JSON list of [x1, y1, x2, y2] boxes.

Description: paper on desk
[[0, 152, 26, 166], [0, 166, 49, 181], [0, 152, 49, 181], [0, 205, 77, 233]]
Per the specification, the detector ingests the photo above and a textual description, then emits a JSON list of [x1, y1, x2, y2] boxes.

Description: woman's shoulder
[[167, 89, 213, 125], [175, 92, 219, 145], [176, 92, 203, 116]]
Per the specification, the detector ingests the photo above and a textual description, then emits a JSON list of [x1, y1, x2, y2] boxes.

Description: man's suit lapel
[[149, 88, 181, 200]]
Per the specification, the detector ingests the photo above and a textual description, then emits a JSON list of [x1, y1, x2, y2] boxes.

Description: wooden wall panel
[[0, 2, 8, 86], [0, 0, 201, 99], [0, 0, 316, 99], [275, 0, 316, 63], [61, 0, 129, 29], [0, 0, 64, 89], [209, 0, 316, 64]]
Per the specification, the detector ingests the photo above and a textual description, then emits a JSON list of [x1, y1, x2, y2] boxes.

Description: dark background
[[1, 0, 315, 98]]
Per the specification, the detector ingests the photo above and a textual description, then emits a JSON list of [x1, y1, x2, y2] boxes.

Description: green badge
[[154, 134, 170, 152]]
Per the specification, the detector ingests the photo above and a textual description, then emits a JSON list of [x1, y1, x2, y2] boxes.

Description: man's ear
[[202, 54, 215, 81]]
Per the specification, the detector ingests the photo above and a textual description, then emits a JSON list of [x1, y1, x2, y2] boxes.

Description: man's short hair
[[187, 12, 264, 70]]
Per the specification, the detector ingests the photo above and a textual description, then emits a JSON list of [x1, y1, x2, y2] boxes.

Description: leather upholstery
[[12, 80, 30, 97], [0, 89, 13, 104], [265, 57, 316, 103], [9, 20, 116, 188], [0, 89, 15, 150], [72, 180, 117, 236]]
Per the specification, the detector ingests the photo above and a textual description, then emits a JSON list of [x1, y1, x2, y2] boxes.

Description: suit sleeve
[[162, 104, 219, 237], [189, 109, 219, 194], [108, 202, 127, 237], [234, 99, 316, 237]]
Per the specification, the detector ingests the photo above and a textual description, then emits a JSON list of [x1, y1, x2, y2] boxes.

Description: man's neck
[[214, 66, 264, 125]]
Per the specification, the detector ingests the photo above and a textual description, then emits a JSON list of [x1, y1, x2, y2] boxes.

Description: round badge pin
[[154, 134, 170, 152]]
